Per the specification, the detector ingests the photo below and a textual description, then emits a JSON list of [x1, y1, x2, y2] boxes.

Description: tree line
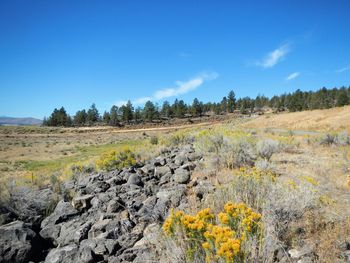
[[43, 86, 350, 127]]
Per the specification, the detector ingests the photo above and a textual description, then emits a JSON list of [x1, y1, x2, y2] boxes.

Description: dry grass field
[[1, 107, 350, 262], [241, 105, 350, 132], [0, 121, 218, 189]]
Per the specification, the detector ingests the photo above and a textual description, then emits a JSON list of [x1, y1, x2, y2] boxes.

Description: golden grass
[[241, 106, 350, 133], [0, 126, 166, 187]]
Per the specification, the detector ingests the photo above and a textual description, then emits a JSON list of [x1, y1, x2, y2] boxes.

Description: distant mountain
[[0, 117, 42, 126]]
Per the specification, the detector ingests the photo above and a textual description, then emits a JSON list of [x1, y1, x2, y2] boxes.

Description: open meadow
[[1, 108, 350, 262]]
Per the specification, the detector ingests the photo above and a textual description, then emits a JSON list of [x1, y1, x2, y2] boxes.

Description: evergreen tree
[[102, 111, 111, 124], [45, 107, 71, 126], [109, 105, 119, 126], [336, 87, 350, 106], [175, 100, 187, 118], [121, 100, 134, 122], [227, 90, 236, 113], [87, 103, 100, 124], [221, 96, 228, 113], [143, 100, 157, 121], [134, 107, 142, 122], [191, 98, 203, 117], [161, 101, 172, 118], [74, 110, 87, 126], [240, 97, 251, 114]]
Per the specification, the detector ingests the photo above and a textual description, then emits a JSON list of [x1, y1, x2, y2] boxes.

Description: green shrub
[[150, 136, 159, 145], [256, 139, 279, 161]]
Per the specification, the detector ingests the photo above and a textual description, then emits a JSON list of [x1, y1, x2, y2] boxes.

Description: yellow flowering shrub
[[95, 146, 137, 171], [163, 203, 262, 263], [237, 166, 277, 182]]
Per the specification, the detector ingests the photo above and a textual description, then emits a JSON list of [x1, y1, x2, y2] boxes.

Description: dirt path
[[0, 121, 222, 138]]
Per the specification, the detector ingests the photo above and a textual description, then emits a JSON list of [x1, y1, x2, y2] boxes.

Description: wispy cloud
[[336, 65, 350, 73], [286, 72, 300, 81], [115, 72, 218, 106], [256, 44, 290, 68]]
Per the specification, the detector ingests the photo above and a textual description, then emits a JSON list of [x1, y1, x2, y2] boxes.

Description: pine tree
[[227, 90, 236, 113], [221, 96, 228, 113], [121, 101, 134, 122], [102, 111, 111, 124], [191, 98, 202, 117], [161, 101, 172, 118], [74, 110, 87, 126], [336, 87, 350, 106], [87, 103, 100, 124], [109, 106, 119, 126], [143, 101, 157, 121], [134, 107, 142, 122]]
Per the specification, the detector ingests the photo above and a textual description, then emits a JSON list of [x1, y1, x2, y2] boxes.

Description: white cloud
[[115, 72, 218, 106], [336, 65, 350, 73], [256, 44, 290, 68], [286, 72, 300, 81]]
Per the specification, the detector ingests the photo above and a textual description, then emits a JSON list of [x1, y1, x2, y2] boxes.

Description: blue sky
[[1, 0, 350, 118]]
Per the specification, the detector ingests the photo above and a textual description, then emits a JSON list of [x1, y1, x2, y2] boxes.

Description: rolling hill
[[0, 116, 42, 126]]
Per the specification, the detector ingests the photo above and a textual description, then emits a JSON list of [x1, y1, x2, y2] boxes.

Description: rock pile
[[0, 145, 214, 263]]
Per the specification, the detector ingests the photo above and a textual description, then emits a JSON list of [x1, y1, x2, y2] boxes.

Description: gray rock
[[152, 156, 166, 166], [154, 166, 172, 178], [71, 194, 94, 211], [44, 244, 79, 263], [107, 199, 123, 213], [59, 220, 92, 245], [159, 172, 171, 185], [289, 246, 313, 259], [41, 218, 92, 246], [0, 221, 36, 263], [193, 180, 215, 200], [79, 246, 95, 263], [41, 201, 79, 229], [180, 162, 196, 171], [7, 187, 55, 225], [40, 224, 61, 244], [126, 174, 143, 186], [188, 152, 202, 161], [174, 154, 188, 166], [139, 164, 154, 175], [174, 168, 190, 184], [80, 238, 120, 257], [88, 219, 112, 239]]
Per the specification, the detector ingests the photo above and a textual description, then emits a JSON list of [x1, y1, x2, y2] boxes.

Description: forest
[[43, 86, 350, 127]]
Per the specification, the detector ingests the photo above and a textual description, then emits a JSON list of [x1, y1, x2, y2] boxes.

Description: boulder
[[7, 187, 55, 226], [0, 221, 36, 263], [180, 162, 196, 171], [193, 180, 215, 200], [106, 199, 123, 213], [159, 172, 171, 185], [174, 154, 188, 166], [71, 194, 94, 211], [152, 156, 166, 166], [174, 168, 190, 184], [139, 164, 154, 175], [154, 166, 172, 178], [126, 174, 143, 187], [44, 244, 79, 263], [41, 201, 79, 229]]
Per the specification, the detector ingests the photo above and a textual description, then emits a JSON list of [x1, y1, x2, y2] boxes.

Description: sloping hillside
[[0, 117, 42, 126], [242, 106, 350, 132]]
